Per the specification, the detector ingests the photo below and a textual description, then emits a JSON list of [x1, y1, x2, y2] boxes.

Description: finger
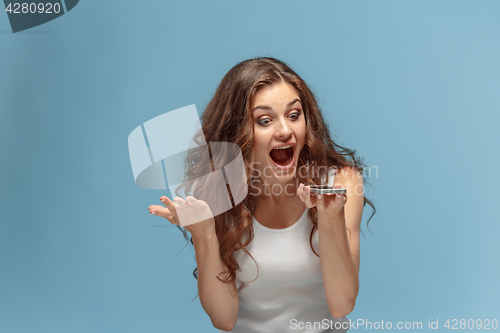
[[172, 197, 186, 210], [332, 183, 345, 198], [173, 196, 192, 210], [297, 183, 305, 202], [184, 196, 196, 207], [303, 185, 315, 208], [148, 205, 179, 224], [160, 196, 178, 213], [302, 185, 309, 203], [334, 184, 341, 197], [148, 205, 174, 217], [316, 193, 325, 211]]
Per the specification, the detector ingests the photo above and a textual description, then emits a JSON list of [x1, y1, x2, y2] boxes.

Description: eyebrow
[[252, 98, 301, 112]]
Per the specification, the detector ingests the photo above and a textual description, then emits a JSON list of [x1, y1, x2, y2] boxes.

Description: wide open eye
[[289, 111, 301, 120], [257, 118, 271, 126]]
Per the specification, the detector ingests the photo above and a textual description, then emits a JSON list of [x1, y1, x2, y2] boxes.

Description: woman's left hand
[[297, 183, 347, 215]]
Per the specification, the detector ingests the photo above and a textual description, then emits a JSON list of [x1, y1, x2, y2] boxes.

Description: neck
[[253, 176, 301, 205]]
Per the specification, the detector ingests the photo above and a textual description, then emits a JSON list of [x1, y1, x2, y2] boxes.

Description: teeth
[[273, 145, 292, 150]]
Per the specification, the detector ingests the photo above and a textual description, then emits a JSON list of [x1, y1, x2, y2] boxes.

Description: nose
[[274, 117, 293, 140]]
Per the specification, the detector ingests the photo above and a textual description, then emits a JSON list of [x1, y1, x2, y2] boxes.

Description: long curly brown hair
[[175, 57, 376, 288]]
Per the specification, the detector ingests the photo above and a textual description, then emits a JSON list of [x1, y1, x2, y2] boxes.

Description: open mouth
[[269, 145, 294, 167]]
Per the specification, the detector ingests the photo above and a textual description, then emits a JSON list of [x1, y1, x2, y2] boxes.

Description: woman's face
[[251, 81, 306, 183]]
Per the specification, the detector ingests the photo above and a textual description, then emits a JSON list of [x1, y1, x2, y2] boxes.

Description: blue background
[[1, 1, 499, 332]]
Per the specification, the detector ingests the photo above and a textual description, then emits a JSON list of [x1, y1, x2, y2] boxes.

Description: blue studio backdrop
[[1, 1, 499, 332]]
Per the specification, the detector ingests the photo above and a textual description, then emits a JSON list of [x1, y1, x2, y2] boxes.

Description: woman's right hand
[[148, 196, 216, 237]]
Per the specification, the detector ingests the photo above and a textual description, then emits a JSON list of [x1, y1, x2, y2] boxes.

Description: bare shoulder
[[334, 165, 364, 185], [334, 165, 364, 232]]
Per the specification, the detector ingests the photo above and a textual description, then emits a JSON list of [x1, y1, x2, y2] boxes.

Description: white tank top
[[220, 169, 350, 333]]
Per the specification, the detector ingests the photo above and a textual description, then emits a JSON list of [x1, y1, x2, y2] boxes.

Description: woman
[[148, 57, 375, 332]]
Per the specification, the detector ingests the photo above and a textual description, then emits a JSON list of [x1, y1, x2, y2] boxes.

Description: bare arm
[[148, 196, 239, 331], [317, 167, 363, 317], [298, 166, 363, 318], [317, 209, 359, 318], [192, 226, 239, 331]]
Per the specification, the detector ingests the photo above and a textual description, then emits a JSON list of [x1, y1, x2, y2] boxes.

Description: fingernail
[[318, 194, 322, 199], [150, 211, 155, 215], [304, 190, 308, 194], [299, 183, 304, 189]]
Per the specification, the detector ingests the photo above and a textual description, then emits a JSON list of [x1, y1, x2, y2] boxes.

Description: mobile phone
[[308, 185, 347, 194]]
